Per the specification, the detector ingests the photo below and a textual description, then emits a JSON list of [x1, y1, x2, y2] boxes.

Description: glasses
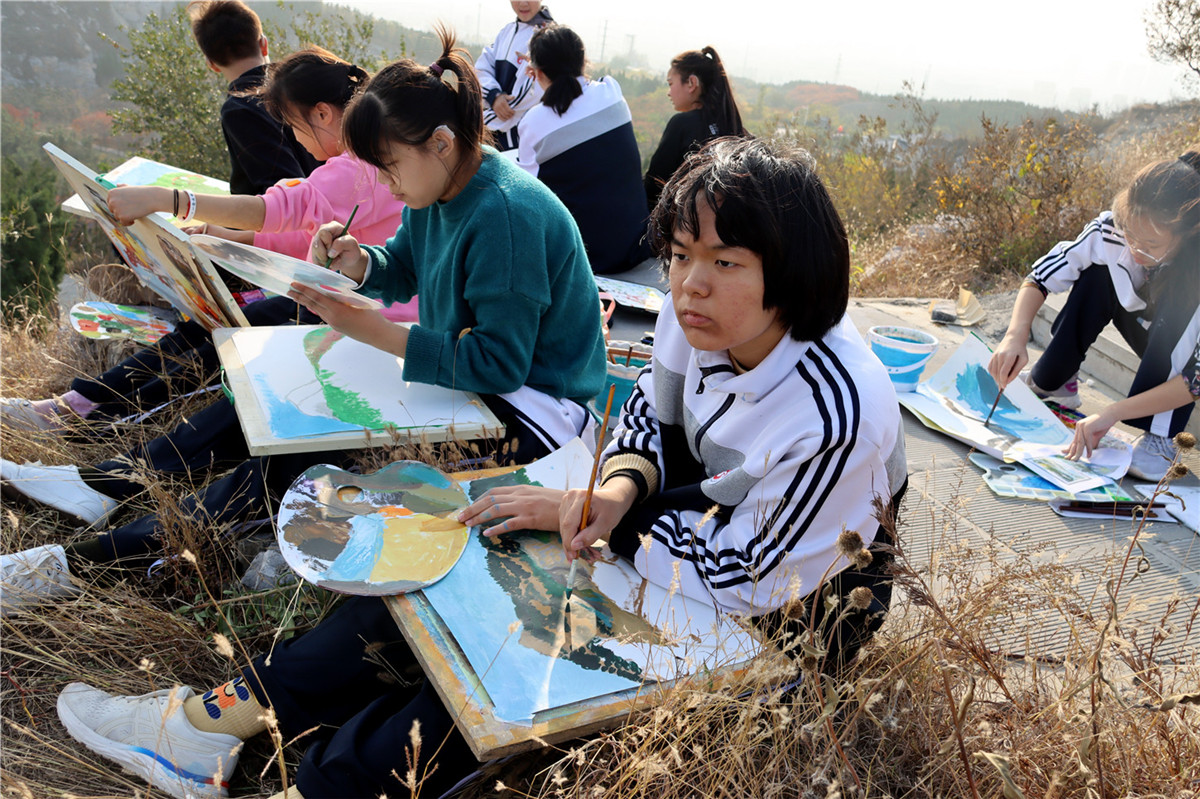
[[1123, 232, 1171, 266]]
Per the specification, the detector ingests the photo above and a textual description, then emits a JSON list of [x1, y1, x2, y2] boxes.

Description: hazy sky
[[343, 0, 1187, 112]]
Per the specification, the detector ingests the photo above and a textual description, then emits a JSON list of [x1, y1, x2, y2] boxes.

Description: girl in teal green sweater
[[295, 30, 606, 458]]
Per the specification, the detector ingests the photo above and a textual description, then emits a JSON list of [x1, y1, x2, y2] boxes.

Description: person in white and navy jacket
[[463, 138, 908, 675], [990, 149, 1200, 481], [476, 1, 553, 151], [517, 24, 651, 274]]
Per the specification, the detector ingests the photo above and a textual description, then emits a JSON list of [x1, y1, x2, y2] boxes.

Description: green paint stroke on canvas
[[302, 327, 385, 428], [469, 470, 662, 679]]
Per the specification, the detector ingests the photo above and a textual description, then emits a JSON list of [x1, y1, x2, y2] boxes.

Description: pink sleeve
[[259, 177, 332, 240], [258, 155, 367, 240]]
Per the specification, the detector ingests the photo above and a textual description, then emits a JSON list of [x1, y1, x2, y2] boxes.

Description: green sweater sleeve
[[360, 220, 418, 306]]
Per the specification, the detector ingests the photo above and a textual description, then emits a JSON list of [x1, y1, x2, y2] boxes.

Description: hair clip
[[429, 61, 459, 90]]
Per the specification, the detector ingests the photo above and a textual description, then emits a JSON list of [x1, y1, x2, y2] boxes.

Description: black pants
[[70, 394, 561, 569], [70, 296, 316, 421], [1032, 266, 1195, 436], [241, 595, 476, 799]]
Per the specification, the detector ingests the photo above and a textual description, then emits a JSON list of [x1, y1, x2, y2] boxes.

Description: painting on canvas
[[420, 441, 761, 723], [190, 235, 381, 310], [62, 155, 229, 221], [899, 334, 1130, 491], [225, 324, 497, 441], [594, 276, 665, 314], [44, 144, 245, 329]]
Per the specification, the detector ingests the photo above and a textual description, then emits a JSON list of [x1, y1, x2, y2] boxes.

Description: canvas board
[[899, 334, 1131, 492], [61, 155, 228, 222], [214, 325, 503, 455], [394, 442, 763, 747], [44, 144, 247, 330], [190, 235, 382, 310], [594, 276, 664, 313], [69, 302, 177, 345]]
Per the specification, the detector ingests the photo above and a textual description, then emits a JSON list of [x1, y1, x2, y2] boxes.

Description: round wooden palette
[[277, 461, 470, 595]]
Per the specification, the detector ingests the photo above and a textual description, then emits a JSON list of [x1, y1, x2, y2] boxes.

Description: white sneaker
[[0, 397, 64, 433], [57, 683, 241, 799], [1128, 432, 1178, 482], [0, 458, 117, 526], [0, 544, 78, 615], [1020, 370, 1082, 410]]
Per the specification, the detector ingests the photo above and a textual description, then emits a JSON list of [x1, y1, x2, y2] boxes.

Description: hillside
[[3, 0, 1068, 137]]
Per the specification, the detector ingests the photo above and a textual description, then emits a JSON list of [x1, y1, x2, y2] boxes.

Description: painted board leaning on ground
[[594, 275, 665, 313], [69, 301, 177, 346], [379, 440, 765, 758], [213, 325, 504, 455], [44, 144, 248, 330], [899, 334, 1132, 493]]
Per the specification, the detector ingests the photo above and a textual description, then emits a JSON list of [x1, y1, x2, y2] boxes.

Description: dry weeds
[[2, 305, 1197, 799]]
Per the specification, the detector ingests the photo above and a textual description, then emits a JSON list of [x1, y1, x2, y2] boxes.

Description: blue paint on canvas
[[250, 376, 357, 438], [423, 530, 640, 722], [954, 364, 1061, 441]]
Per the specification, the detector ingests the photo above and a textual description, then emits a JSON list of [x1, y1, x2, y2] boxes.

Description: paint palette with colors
[[277, 461, 470, 595]]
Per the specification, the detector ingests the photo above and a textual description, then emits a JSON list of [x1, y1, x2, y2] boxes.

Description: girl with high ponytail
[[516, 23, 651, 273], [989, 148, 1200, 479], [304, 25, 606, 458], [643, 45, 749, 209], [106, 46, 402, 265]]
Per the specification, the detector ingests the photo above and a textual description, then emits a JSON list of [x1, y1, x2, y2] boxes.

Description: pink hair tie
[[429, 62, 443, 76]]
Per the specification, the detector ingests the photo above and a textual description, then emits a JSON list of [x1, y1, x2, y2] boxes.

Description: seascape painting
[[899, 335, 1131, 491]]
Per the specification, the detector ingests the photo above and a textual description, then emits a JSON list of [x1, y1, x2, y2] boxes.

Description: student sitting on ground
[[0, 30, 606, 621], [51, 137, 904, 799], [0, 48, 410, 443], [643, 46, 748, 210], [188, 0, 319, 194], [988, 149, 1200, 480], [516, 23, 650, 274]]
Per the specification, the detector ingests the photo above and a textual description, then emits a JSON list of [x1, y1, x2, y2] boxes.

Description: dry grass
[[3, 306, 1198, 799]]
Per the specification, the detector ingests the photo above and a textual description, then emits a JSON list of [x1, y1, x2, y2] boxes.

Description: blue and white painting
[[422, 440, 759, 723], [900, 334, 1131, 491], [229, 325, 494, 440]]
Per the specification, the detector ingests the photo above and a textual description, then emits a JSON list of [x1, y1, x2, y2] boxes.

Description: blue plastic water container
[[867, 326, 939, 392]]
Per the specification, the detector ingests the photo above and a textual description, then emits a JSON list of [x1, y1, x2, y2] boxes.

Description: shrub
[[930, 115, 1102, 280]]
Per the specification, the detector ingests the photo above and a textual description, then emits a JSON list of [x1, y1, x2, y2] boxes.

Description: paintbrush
[[323, 204, 360, 270], [566, 383, 617, 608], [983, 383, 1004, 427]]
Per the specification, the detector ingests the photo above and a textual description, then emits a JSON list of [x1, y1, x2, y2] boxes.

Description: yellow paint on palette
[[371, 509, 470, 584]]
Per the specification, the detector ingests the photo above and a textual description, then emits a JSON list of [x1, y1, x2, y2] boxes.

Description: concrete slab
[[604, 289, 1198, 664]]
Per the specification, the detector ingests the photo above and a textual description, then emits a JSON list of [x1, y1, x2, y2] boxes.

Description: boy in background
[[188, 0, 320, 194]]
